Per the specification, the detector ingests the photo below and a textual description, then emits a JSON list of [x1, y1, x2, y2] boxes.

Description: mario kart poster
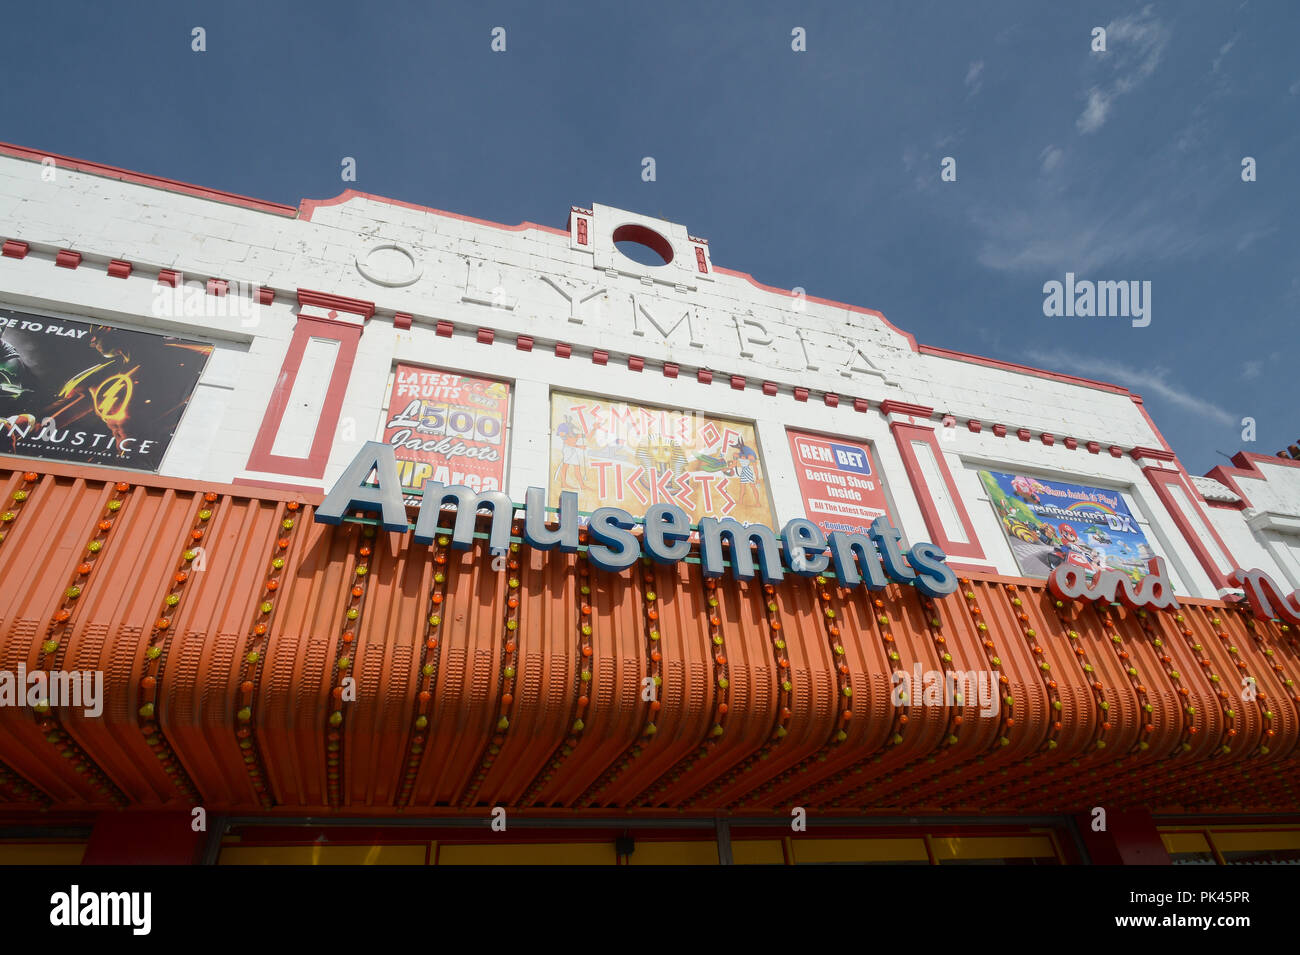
[[977, 469, 1156, 582]]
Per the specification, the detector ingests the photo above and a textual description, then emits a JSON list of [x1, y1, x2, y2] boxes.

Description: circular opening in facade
[[612, 224, 674, 267]]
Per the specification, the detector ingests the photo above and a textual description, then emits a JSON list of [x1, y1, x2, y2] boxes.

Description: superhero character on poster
[[0, 309, 212, 471]]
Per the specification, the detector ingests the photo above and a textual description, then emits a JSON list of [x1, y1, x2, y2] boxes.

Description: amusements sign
[[786, 429, 891, 535], [0, 308, 212, 471], [549, 391, 775, 526], [383, 365, 510, 497], [977, 469, 1156, 582]]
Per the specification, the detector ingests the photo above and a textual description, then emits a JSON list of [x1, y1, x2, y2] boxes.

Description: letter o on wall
[[355, 243, 423, 287]]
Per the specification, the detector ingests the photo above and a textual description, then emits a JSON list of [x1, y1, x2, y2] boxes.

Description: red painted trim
[[948, 562, 1001, 576], [1129, 394, 1174, 453], [794, 387, 809, 402], [712, 265, 920, 352], [1, 240, 29, 259], [157, 269, 180, 288], [730, 375, 746, 391], [478, 328, 496, 346], [663, 362, 678, 378], [824, 393, 839, 408], [393, 312, 412, 330], [762, 381, 778, 396], [1016, 428, 1032, 442], [436, 321, 454, 337], [555, 342, 571, 358], [878, 400, 934, 419], [0, 141, 297, 216], [1140, 465, 1236, 589], [1041, 433, 1055, 446], [919, 344, 1132, 396], [1064, 437, 1078, 450], [258, 287, 275, 306], [55, 249, 81, 269], [888, 421, 987, 563], [245, 316, 362, 480], [1108, 446, 1124, 458], [1086, 441, 1100, 454], [298, 189, 567, 236], [1131, 446, 1176, 462], [853, 398, 869, 413], [967, 420, 982, 433], [297, 288, 375, 321], [516, 334, 533, 352], [592, 348, 608, 365], [106, 259, 132, 279], [207, 278, 228, 297], [1205, 451, 1300, 510], [993, 425, 1008, 438], [628, 355, 644, 372], [697, 369, 713, 385]]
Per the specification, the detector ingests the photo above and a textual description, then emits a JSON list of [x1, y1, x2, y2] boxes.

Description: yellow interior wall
[[437, 842, 616, 865], [219, 843, 426, 865], [0, 843, 86, 865], [930, 834, 1057, 862], [626, 841, 718, 865], [792, 837, 929, 864]]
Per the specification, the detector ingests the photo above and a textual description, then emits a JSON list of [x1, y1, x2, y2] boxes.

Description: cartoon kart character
[[1045, 523, 1082, 570], [1010, 475, 1042, 504], [1086, 524, 1113, 546]]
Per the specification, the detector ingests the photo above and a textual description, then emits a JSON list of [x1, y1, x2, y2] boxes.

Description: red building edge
[[0, 457, 1296, 865]]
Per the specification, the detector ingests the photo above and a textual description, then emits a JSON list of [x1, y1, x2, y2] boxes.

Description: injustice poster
[[383, 364, 511, 498], [977, 469, 1157, 582], [0, 308, 213, 472], [548, 390, 775, 526], [786, 429, 891, 535]]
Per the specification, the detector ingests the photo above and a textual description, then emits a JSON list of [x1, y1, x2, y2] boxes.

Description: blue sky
[[1, 0, 1295, 474]]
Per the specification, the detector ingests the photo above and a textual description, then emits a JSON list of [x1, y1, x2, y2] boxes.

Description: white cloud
[[1242, 360, 1263, 380], [970, 191, 1211, 274], [1077, 90, 1110, 133], [965, 60, 984, 95], [1039, 145, 1064, 174], [1024, 350, 1237, 426], [1076, 6, 1169, 134], [1212, 35, 1237, 73]]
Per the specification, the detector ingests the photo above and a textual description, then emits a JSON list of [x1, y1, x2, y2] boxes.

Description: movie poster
[[786, 429, 891, 535], [977, 469, 1156, 582], [549, 391, 774, 526], [0, 308, 212, 471], [383, 365, 510, 499]]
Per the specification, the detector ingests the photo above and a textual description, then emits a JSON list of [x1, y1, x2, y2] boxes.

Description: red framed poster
[[383, 364, 510, 497], [786, 429, 891, 535]]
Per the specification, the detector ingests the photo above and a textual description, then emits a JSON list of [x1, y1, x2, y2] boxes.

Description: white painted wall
[[3, 150, 1300, 601]]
